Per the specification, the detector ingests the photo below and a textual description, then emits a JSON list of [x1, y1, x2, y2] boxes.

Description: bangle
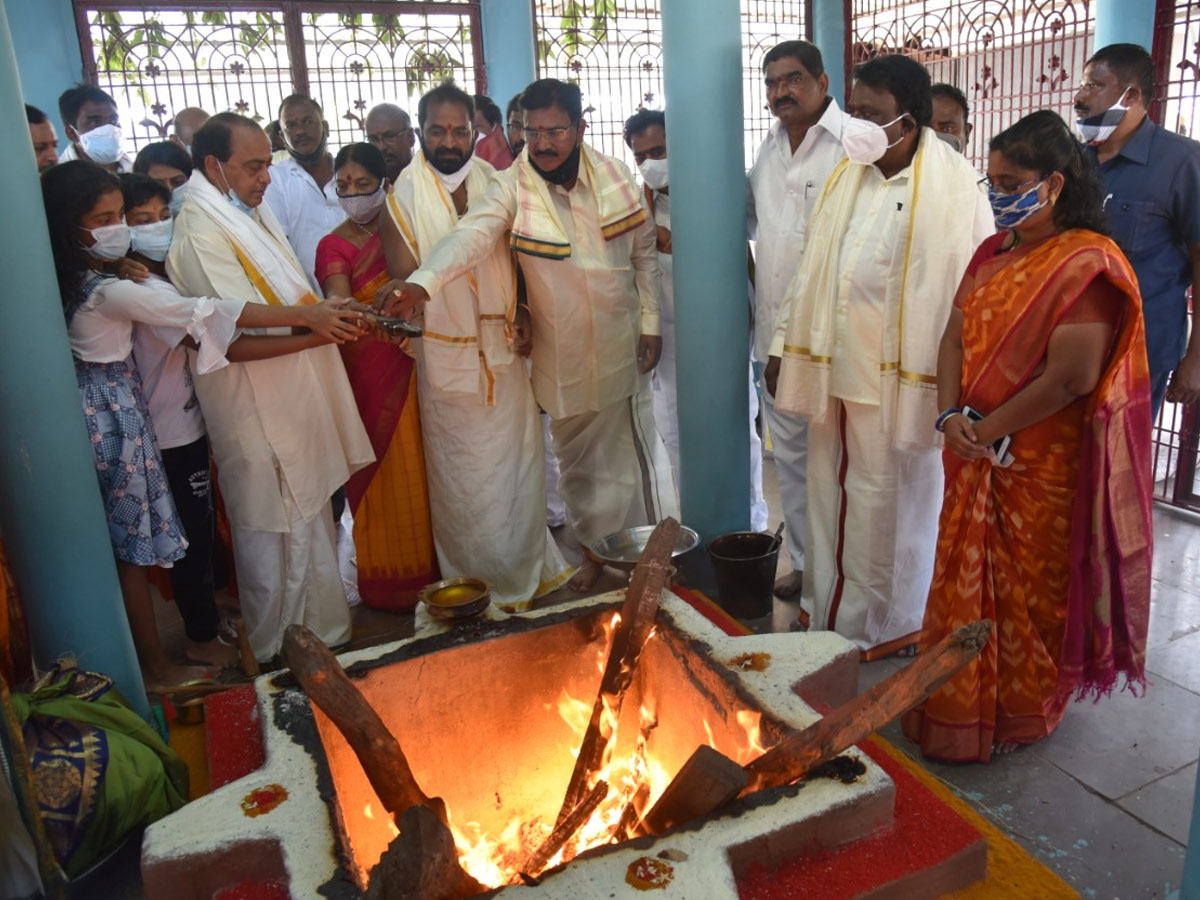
[[935, 407, 962, 433]]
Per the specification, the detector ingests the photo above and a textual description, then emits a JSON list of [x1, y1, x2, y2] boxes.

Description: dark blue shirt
[[1088, 116, 1200, 375]]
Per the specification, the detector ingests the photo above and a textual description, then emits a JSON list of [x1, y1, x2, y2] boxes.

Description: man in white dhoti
[[624, 108, 768, 531], [765, 55, 993, 658], [382, 78, 678, 591], [378, 82, 573, 607], [748, 40, 853, 600], [167, 113, 375, 662]]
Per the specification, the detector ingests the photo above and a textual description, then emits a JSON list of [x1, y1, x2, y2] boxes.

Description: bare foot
[[568, 558, 603, 592], [774, 570, 804, 598], [992, 741, 1020, 755], [186, 637, 239, 670]]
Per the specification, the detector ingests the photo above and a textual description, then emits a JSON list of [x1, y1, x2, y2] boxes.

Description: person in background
[[625, 107, 769, 531], [265, 119, 287, 155], [264, 95, 346, 293], [381, 78, 677, 592], [57, 83, 136, 174], [748, 40, 851, 602], [133, 141, 193, 215], [472, 93, 515, 170], [169, 107, 210, 155], [766, 54, 994, 658], [26, 104, 59, 173], [1075, 42, 1200, 416], [313, 142, 438, 608], [167, 113, 375, 663], [930, 83, 973, 154], [506, 93, 525, 157], [365, 103, 416, 181], [904, 111, 1152, 761]]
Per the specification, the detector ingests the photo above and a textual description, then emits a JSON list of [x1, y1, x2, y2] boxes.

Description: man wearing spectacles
[[365, 102, 415, 182], [506, 93, 526, 157], [380, 78, 677, 592]]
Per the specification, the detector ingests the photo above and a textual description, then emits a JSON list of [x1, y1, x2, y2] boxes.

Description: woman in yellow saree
[[315, 143, 438, 608], [903, 111, 1153, 762]]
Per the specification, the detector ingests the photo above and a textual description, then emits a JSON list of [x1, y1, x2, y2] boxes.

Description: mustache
[[433, 147, 464, 159], [773, 97, 796, 107]]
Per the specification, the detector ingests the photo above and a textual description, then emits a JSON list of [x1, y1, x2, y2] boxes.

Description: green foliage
[[551, 0, 616, 66]]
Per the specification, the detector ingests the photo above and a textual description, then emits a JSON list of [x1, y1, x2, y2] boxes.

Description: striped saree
[[903, 229, 1153, 762]]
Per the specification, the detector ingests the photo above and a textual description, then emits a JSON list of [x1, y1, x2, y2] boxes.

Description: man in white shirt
[[625, 108, 768, 531], [56, 83, 136, 174], [766, 55, 994, 658], [263, 94, 345, 292], [383, 79, 678, 591], [748, 41, 851, 601]]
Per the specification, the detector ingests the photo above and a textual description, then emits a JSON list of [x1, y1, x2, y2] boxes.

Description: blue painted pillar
[[479, 0, 538, 109], [1179, 756, 1200, 900], [662, 0, 751, 542], [0, 5, 147, 716], [1094, 0, 1155, 56], [6, 0, 84, 151], [813, 0, 848, 106]]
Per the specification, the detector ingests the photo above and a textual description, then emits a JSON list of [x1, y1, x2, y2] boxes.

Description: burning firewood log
[[637, 619, 993, 835]]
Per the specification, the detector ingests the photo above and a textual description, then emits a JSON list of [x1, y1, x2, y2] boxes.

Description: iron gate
[[74, 0, 484, 151]]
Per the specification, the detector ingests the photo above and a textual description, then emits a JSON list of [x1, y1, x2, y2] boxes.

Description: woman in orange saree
[[315, 143, 437, 609], [903, 111, 1153, 763]]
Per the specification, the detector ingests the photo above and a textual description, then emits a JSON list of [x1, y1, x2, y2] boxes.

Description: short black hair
[[418, 81, 476, 129], [26, 104, 48, 125], [119, 172, 171, 211], [333, 141, 387, 182], [57, 83, 117, 131], [278, 93, 322, 118], [506, 93, 523, 121], [1087, 43, 1154, 104], [623, 108, 666, 147], [853, 54, 933, 127], [931, 83, 970, 123], [133, 140, 194, 177], [473, 94, 502, 128], [520, 78, 583, 125], [191, 112, 262, 169], [762, 40, 824, 79]]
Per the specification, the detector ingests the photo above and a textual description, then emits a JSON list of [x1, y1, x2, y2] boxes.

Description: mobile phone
[[960, 405, 1014, 467]]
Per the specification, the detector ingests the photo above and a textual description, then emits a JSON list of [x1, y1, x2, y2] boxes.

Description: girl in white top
[[43, 160, 363, 694]]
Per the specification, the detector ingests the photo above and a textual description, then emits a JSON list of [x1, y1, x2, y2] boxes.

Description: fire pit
[[141, 591, 899, 898]]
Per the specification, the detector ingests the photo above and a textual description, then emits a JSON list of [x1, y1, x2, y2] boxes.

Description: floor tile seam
[[1143, 665, 1200, 698], [1112, 761, 1199, 802]]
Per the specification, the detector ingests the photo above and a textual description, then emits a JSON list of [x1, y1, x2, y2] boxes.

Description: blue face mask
[[988, 179, 1047, 230], [217, 162, 255, 215]]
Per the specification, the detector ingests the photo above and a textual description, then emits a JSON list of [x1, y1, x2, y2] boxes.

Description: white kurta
[[58, 142, 136, 173], [409, 152, 678, 544], [167, 183, 372, 660], [262, 156, 345, 294], [391, 159, 573, 605]]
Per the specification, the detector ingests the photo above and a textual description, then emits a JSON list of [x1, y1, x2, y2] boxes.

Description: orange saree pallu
[[903, 230, 1153, 762], [316, 233, 438, 609]]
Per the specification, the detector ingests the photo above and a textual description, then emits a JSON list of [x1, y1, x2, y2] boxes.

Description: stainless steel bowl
[[418, 576, 491, 621], [588, 525, 701, 572]]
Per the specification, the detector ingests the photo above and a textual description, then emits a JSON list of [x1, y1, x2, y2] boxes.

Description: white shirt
[[58, 142, 137, 173], [262, 156, 345, 293], [68, 273, 244, 376], [829, 164, 913, 405], [747, 98, 850, 363], [131, 274, 208, 449], [409, 154, 661, 419]]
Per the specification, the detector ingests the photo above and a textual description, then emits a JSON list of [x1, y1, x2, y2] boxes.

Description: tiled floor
[[67, 462, 1196, 899]]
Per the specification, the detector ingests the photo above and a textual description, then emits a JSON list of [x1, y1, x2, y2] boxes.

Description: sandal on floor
[[144, 677, 229, 703]]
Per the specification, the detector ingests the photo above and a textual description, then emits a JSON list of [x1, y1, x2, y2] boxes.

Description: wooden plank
[[518, 780, 610, 881], [364, 804, 485, 900], [638, 744, 750, 835]]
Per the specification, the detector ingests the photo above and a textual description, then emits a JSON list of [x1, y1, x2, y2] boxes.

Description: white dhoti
[[760, 384, 807, 562], [232, 485, 352, 662], [417, 356, 573, 606], [803, 399, 942, 652], [550, 379, 678, 547]]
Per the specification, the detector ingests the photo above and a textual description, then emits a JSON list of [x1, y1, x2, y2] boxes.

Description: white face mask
[[82, 222, 130, 259], [841, 114, 908, 165], [129, 218, 174, 262], [1076, 88, 1132, 145], [169, 181, 190, 217], [78, 123, 125, 166], [638, 157, 669, 191], [432, 154, 475, 194], [338, 181, 388, 225]]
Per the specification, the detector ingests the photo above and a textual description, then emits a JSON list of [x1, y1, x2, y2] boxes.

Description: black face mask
[[532, 143, 582, 186], [289, 134, 328, 167]]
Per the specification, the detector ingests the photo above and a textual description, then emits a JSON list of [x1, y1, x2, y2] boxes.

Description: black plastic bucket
[[706, 531, 779, 619]]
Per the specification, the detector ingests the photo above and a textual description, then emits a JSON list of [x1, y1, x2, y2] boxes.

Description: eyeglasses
[[367, 128, 412, 143], [522, 125, 574, 143], [978, 175, 1043, 195]]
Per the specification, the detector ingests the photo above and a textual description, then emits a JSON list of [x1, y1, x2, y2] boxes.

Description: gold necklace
[[350, 219, 376, 243]]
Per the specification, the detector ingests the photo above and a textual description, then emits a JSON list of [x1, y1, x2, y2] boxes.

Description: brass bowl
[[588, 525, 701, 573], [418, 577, 491, 621]]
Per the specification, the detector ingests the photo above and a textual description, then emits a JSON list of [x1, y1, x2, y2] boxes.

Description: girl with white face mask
[[42, 162, 366, 694]]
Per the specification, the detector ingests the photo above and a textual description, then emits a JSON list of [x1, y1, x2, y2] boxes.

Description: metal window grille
[[532, 1, 808, 168], [74, 1, 483, 152], [850, 0, 1093, 168]]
